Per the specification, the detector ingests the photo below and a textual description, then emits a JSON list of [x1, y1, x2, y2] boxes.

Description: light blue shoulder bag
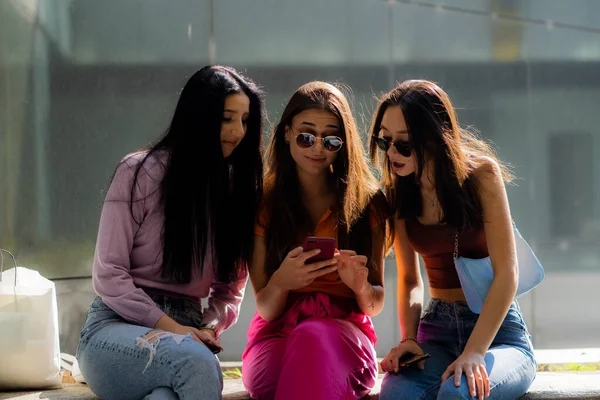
[[453, 224, 545, 314]]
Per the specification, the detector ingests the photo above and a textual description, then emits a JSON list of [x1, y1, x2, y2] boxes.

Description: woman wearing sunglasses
[[76, 66, 264, 400], [242, 81, 389, 400], [370, 80, 536, 400]]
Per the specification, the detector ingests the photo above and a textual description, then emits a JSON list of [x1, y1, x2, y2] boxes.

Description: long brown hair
[[369, 79, 513, 232], [263, 81, 387, 275]]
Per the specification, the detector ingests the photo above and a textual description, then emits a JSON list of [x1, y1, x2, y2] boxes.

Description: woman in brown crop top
[[369, 80, 536, 400]]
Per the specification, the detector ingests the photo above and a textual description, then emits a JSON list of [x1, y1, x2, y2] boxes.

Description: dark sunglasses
[[294, 132, 344, 152], [372, 136, 412, 157]]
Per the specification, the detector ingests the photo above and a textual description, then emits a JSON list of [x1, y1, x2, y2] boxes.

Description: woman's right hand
[[171, 324, 222, 351], [381, 339, 427, 373], [270, 246, 338, 291], [154, 315, 223, 351]]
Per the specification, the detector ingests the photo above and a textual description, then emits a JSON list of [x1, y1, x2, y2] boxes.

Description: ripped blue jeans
[[76, 296, 222, 400]]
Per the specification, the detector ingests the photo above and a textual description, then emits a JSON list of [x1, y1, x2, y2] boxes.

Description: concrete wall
[[5, 0, 599, 362]]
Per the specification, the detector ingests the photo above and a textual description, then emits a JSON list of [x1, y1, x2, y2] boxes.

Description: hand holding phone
[[204, 342, 223, 355], [302, 237, 336, 264], [194, 327, 223, 354], [397, 352, 431, 369], [270, 244, 338, 291], [381, 339, 430, 373]]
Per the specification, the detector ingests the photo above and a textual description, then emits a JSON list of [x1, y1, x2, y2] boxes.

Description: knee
[[378, 376, 399, 400], [188, 348, 221, 382], [242, 358, 278, 400], [242, 359, 276, 394], [379, 373, 417, 400], [288, 319, 332, 351], [437, 379, 471, 400], [242, 342, 283, 399], [243, 375, 277, 400], [144, 387, 178, 400], [172, 341, 222, 387]]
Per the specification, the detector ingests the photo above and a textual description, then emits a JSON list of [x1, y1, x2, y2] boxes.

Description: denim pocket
[[419, 299, 437, 322], [87, 296, 114, 314], [493, 306, 533, 353], [80, 297, 122, 340], [420, 309, 433, 322], [499, 307, 528, 333]]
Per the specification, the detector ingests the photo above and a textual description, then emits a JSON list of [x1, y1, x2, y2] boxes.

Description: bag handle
[[0, 249, 18, 287]]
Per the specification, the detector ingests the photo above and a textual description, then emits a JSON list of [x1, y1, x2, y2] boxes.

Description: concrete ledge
[[1, 372, 598, 400], [220, 376, 385, 399], [520, 372, 600, 400], [0, 385, 97, 400], [220, 372, 600, 400]]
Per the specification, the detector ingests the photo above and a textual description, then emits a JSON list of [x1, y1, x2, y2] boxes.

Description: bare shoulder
[[472, 156, 502, 182], [471, 155, 505, 198], [472, 155, 502, 178]]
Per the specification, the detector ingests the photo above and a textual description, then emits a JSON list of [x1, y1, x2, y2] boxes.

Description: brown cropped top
[[405, 219, 489, 289]]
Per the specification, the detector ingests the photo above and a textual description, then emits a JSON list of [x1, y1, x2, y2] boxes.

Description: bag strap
[[0, 249, 18, 286], [453, 220, 517, 260], [453, 232, 459, 259]]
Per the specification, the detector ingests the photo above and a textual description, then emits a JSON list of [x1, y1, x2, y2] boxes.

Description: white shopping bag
[[0, 250, 62, 390]]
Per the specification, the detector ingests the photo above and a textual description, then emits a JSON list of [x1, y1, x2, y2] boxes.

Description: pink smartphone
[[302, 237, 336, 264]]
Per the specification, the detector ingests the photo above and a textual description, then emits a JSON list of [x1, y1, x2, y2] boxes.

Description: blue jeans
[[380, 299, 537, 400], [76, 296, 223, 400]]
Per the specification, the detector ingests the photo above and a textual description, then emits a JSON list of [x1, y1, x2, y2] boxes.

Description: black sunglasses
[[294, 132, 344, 152], [372, 136, 412, 157]]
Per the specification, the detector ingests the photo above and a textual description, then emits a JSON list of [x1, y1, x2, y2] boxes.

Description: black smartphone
[[205, 342, 223, 355], [397, 352, 431, 368]]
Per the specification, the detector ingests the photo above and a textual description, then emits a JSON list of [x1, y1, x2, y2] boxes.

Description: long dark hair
[[263, 81, 388, 275], [369, 79, 513, 232], [122, 65, 264, 283]]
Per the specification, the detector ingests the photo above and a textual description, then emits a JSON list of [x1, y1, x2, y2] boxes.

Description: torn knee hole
[[139, 330, 170, 344], [136, 330, 187, 373]]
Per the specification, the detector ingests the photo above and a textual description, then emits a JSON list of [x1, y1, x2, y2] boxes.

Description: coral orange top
[[256, 203, 385, 299]]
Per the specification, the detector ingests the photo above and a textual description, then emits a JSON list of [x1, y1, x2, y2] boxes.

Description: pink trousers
[[242, 292, 378, 400]]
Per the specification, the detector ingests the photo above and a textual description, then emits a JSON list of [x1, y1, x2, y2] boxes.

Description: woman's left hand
[[335, 250, 369, 294], [441, 351, 490, 400]]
